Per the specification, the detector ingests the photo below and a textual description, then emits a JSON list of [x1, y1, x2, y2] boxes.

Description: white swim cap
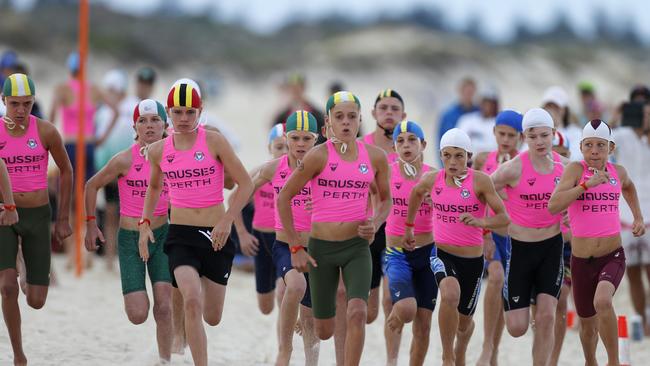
[[102, 69, 127, 93], [522, 108, 554, 131], [172, 78, 201, 97], [542, 86, 568, 108], [581, 119, 612, 143], [440, 128, 472, 152]]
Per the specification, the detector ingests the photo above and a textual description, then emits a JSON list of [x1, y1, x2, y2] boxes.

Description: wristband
[[2, 204, 16, 211], [404, 222, 415, 228], [138, 218, 151, 227], [290, 245, 305, 254], [482, 229, 492, 236], [86, 215, 96, 222], [579, 181, 588, 191]]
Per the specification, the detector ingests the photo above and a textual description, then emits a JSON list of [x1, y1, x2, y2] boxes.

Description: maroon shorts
[[571, 247, 626, 318]]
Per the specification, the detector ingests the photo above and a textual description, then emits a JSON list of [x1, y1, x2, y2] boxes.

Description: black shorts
[[504, 234, 564, 311], [253, 230, 276, 294], [164, 224, 235, 287], [370, 222, 387, 289], [429, 247, 484, 316]]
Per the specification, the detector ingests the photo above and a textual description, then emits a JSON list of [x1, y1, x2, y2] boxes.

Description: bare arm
[[472, 152, 489, 172], [84, 150, 130, 217], [475, 172, 509, 229], [214, 133, 254, 223], [42, 121, 73, 240], [548, 162, 584, 214], [278, 145, 326, 246], [368, 146, 391, 230], [231, 161, 277, 235], [140, 141, 165, 221], [0, 159, 14, 205], [490, 157, 521, 192], [619, 165, 645, 236], [405, 171, 436, 226]]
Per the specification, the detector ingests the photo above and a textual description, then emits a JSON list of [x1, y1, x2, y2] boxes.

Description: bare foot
[[386, 311, 404, 334], [475, 349, 492, 366]]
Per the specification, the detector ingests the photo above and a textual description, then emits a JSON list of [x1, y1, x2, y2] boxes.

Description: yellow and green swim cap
[[2, 73, 35, 97], [325, 91, 360, 114], [285, 110, 318, 134]]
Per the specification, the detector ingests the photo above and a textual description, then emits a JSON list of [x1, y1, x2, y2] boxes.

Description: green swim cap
[[285, 110, 318, 134], [326, 91, 361, 114], [2, 73, 35, 97]]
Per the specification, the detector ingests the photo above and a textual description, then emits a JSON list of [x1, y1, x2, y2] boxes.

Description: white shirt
[[612, 127, 650, 224], [94, 95, 139, 169], [456, 112, 496, 154], [559, 125, 583, 161]]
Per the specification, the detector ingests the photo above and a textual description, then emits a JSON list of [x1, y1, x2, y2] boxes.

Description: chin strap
[[139, 143, 150, 160], [2, 116, 25, 130], [399, 155, 421, 177], [453, 171, 469, 187], [172, 119, 200, 135], [377, 122, 394, 139], [327, 125, 348, 154]]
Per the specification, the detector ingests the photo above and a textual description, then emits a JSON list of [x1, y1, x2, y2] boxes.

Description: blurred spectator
[[328, 80, 345, 96], [541, 86, 582, 160], [0, 50, 18, 87], [272, 73, 325, 143], [135, 66, 156, 100], [456, 85, 499, 154], [612, 85, 650, 334], [578, 81, 604, 125], [437, 77, 479, 144]]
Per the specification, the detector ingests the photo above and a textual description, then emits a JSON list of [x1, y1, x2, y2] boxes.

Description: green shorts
[[118, 224, 171, 295], [308, 236, 372, 319], [0, 205, 51, 286]]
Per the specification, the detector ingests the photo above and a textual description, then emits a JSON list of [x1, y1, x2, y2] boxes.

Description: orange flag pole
[[75, 0, 89, 277]]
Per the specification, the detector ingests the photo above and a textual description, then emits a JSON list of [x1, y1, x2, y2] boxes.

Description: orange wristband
[[138, 218, 151, 227], [86, 215, 96, 222], [579, 181, 588, 191], [290, 245, 305, 254], [2, 204, 16, 211], [404, 222, 415, 228]]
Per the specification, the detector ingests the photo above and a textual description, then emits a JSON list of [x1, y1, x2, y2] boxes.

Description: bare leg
[[152, 283, 173, 362], [275, 270, 307, 366], [454, 315, 475, 366], [383, 278, 402, 366], [0, 269, 27, 366], [477, 261, 504, 366], [258, 291, 275, 315], [171, 287, 186, 354], [103, 203, 119, 271], [367, 286, 380, 324], [549, 285, 570, 366], [532, 294, 558, 366], [334, 277, 347, 366], [344, 298, 367, 366], [625, 265, 647, 334], [300, 305, 320, 366], [594, 281, 619, 366], [16, 246, 27, 295], [410, 308, 433, 366], [174, 266, 207, 366], [578, 316, 598, 366], [438, 277, 461, 366]]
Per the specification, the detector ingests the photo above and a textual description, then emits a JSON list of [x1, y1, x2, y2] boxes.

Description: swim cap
[[285, 110, 318, 134], [581, 119, 611, 143], [133, 99, 167, 124], [552, 130, 570, 149], [171, 78, 201, 97], [393, 120, 424, 142], [542, 86, 568, 108], [167, 82, 201, 109], [375, 89, 404, 107], [268, 123, 284, 144], [440, 128, 472, 152], [495, 110, 523, 132], [0, 51, 18, 70], [522, 108, 554, 131], [326, 91, 361, 114], [103, 69, 128, 93], [2, 73, 35, 97], [67, 52, 80, 74]]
